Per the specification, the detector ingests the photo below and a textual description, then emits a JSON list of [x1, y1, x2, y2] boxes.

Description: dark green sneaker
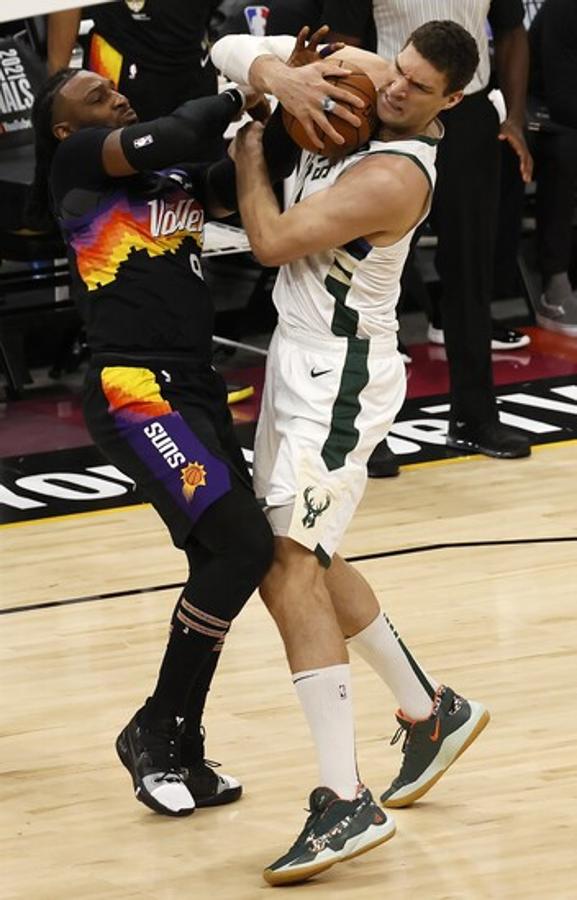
[[381, 685, 490, 808], [263, 785, 396, 886]]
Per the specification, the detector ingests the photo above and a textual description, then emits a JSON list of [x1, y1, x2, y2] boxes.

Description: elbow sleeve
[[211, 34, 295, 84], [120, 92, 243, 171]]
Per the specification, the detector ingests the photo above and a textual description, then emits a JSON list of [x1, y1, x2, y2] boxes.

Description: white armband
[[211, 34, 295, 85]]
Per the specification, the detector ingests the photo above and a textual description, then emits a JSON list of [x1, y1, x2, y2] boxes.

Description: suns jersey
[[51, 126, 213, 360], [273, 129, 442, 340]]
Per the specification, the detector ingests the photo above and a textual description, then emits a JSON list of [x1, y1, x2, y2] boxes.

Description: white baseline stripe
[[505, 393, 577, 416]]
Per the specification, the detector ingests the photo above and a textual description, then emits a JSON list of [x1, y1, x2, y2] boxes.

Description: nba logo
[[244, 5, 269, 36]]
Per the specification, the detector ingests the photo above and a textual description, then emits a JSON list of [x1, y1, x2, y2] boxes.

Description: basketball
[[282, 60, 378, 159]]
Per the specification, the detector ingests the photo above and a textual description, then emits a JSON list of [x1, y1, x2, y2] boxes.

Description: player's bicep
[[102, 129, 137, 177], [255, 164, 423, 266], [271, 187, 381, 263]]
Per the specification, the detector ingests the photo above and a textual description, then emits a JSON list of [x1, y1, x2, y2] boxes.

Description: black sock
[[143, 595, 229, 727], [141, 478, 272, 731], [180, 643, 224, 762]]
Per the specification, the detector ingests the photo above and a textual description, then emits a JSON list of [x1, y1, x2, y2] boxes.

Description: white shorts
[[253, 322, 406, 564]]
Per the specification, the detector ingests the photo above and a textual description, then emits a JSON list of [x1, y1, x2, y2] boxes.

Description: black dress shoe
[[368, 439, 400, 477], [446, 420, 531, 459]]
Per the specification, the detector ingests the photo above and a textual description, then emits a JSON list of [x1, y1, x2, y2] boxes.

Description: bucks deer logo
[[302, 486, 331, 529]]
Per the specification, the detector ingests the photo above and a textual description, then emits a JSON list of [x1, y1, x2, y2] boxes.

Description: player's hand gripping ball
[[282, 60, 378, 159]]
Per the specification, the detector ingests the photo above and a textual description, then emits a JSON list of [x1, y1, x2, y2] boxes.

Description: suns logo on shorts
[[180, 461, 207, 501], [302, 486, 331, 529]]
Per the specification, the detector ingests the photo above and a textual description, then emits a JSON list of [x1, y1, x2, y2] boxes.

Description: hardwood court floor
[[2, 442, 577, 899]]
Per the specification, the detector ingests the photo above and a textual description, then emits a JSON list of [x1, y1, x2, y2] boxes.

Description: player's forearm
[[207, 108, 299, 216], [105, 91, 245, 177], [236, 153, 283, 267], [47, 9, 82, 75]]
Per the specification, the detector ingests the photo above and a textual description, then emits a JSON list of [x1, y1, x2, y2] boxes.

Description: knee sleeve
[[183, 477, 274, 622], [189, 490, 273, 583]]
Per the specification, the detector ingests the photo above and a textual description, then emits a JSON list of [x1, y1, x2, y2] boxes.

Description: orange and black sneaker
[[380, 685, 490, 808]]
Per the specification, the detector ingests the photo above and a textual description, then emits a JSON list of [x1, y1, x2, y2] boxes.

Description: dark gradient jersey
[[51, 127, 213, 361]]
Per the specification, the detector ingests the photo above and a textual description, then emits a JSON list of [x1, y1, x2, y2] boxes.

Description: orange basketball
[[282, 60, 378, 159]]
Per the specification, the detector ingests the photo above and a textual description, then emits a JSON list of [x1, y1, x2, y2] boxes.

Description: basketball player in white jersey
[[212, 24, 489, 885]]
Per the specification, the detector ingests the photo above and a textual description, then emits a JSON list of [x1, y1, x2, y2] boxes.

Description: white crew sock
[[292, 663, 358, 800], [349, 613, 438, 721]]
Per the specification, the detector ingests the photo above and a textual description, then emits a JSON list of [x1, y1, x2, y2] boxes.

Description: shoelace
[[145, 729, 184, 783], [154, 771, 184, 784], [287, 807, 322, 852], [390, 724, 411, 752]]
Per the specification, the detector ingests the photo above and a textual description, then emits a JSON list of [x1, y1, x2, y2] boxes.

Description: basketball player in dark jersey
[[29, 33, 363, 818]]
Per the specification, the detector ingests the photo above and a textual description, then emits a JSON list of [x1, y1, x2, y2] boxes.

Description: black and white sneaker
[[491, 325, 530, 349], [181, 760, 242, 807], [263, 785, 396, 886], [179, 726, 242, 807], [116, 709, 195, 817], [381, 685, 490, 808]]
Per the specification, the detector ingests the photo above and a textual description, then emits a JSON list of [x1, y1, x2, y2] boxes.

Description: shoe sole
[[491, 337, 531, 350], [381, 705, 491, 809], [262, 819, 396, 886], [116, 730, 195, 818], [368, 465, 400, 479], [535, 314, 577, 338], [445, 436, 531, 460]]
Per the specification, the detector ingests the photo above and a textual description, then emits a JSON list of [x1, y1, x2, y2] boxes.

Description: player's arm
[[204, 105, 299, 219], [211, 27, 366, 152], [231, 122, 429, 267], [100, 88, 254, 177]]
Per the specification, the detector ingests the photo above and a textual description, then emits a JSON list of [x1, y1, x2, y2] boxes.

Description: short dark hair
[[404, 20, 480, 94]]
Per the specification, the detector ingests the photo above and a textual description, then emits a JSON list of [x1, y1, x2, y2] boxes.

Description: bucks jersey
[[273, 130, 442, 340]]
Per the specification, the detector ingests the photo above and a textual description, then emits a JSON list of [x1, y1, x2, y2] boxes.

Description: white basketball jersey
[[273, 131, 441, 340]]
